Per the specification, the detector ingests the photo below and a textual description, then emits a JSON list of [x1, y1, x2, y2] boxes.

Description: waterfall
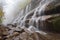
[[2, 0, 31, 25], [15, 0, 54, 32], [1, 0, 59, 32]]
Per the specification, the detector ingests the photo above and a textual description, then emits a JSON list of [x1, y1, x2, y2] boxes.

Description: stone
[[38, 14, 60, 33], [44, 0, 60, 15]]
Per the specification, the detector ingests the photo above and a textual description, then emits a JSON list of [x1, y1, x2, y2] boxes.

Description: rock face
[[38, 14, 60, 32], [0, 25, 60, 40], [44, 5, 60, 15], [23, 7, 60, 33], [0, 0, 60, 40], [44, 0, 60, 15], [38, 0, 60, 32], [0, 25, 9, 40], [22, 0, 60, 32], [45, 16, 60, 32]]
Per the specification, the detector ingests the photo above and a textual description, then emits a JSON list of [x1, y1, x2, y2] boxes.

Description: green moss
[[0, 18, 2, 23], [51, 16, 60, 31], [0, 17, 2, 23]]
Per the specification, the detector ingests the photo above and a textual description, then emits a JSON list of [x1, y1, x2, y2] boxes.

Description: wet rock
[[12, 32, 20, 36], [0, 36, 2, 40], [38, 14, 60, 32], [46, 16, 60, 32], [5, 32, 20, 40], [20, 32, 31, 40], [7, 23, 17, 27], [0, 25, 9, 40], [45, 5, 60, 15], [14, 29, 25, 33], [0, 25, 8, 36], [24, 19, 30, 28], [44, 0, 60, 15], [31, 32, 43, 40], [0, 24, 60, 40]]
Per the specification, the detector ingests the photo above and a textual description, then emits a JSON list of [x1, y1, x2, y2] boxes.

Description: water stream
[[13, 0, 54, 32], [1, 0, 60, 33]]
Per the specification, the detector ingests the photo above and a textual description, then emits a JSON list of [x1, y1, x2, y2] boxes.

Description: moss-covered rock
[[37, 14, 60, 33], [46, 16, 60, 32]]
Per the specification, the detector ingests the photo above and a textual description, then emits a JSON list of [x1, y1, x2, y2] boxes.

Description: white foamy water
[[2, 0, 31, 25], [1, 0, 57, 33], [17, 0, 54, 31]]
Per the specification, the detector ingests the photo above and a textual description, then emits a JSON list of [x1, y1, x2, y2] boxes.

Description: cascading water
[[0, 0, 60, 40], [1, 0, 58, 32], [14, 0, 55, 32]]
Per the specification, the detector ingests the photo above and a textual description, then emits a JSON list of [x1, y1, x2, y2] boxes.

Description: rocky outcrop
[[44, 0, 60, 15], [37, 14, 60, 32], [0, 25, 60, 40], [0, 0, 60, 40]]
